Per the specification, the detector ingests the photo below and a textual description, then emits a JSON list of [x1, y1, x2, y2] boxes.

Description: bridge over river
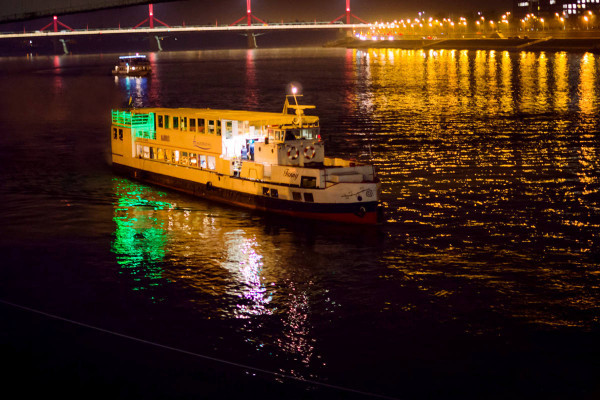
[[0, 1, 369, 54]]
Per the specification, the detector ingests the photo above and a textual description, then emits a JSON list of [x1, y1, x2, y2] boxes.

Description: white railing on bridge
[[0, 22, 369, 39]]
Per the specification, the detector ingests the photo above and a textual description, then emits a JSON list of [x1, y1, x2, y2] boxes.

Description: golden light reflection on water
[[553, 52, 569, 112], [348, 48, 600, 329], [579, 53, 597, 115]]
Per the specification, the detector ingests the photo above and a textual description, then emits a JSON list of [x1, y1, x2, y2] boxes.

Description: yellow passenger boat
[[110, 90, 382, 224]]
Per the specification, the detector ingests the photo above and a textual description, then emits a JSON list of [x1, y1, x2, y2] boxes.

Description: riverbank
[[327, 36, 600, 53]]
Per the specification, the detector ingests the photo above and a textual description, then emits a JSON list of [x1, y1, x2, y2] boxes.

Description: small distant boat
[[110, 89, 383, 224], [112, 54, 151, 77]]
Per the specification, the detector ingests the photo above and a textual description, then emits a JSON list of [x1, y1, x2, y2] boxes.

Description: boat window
[[173, 150, 180, 163], [208, 120, 215, 134], [225, 121, 233, 138], [275, 131, 281, 141], [198, 119, 205, 134], [284, 130, 296, 141], [270, 189, 278, 198], [301, 176, 317, 188], [189, 153, 197, 167], [292, 192, 302, 201], [173, 117, 179, 130], [164, 149, 171, 162], [119, 129, 123, 140], [165, 116, 170, 129], [149, 147, 154, 159], [158, 115, 164, 128], [180, 117, 187, 131], [207, 156, 216, 170], [262, 187, 269, 196], [143, 146, 150, 159], [216, 121, 221, 136], [303, 193, 314, 202], [113, 128, 117, 139], [199, 155, 206, 168], [180, 151, 188, 165], [301, 128, 318, 139], [189, 118, 196, 132], [136, 144, 142, 157], [157, 148, 164, 161]]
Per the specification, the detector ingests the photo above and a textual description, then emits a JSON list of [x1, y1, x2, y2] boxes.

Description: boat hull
[[113, 162, 381, 225], [112, 70, 151, 77]]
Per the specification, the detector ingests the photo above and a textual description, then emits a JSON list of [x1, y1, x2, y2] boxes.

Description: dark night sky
[[1, 0, 515, 31]]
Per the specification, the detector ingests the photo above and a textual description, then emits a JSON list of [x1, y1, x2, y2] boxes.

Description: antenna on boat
[[291, 86, 299, 107], [283, 84, 315, 126]]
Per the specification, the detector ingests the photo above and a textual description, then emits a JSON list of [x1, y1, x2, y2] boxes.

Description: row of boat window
[[262, 187, 314, 202], [157, 115, 223, 135], [137, 144, 217, 170]]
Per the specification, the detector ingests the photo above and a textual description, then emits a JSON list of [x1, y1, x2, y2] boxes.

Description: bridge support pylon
[[134, 4, 170, 29], [40, 16, 74, 32], [231, 0, 266, 26], [247, 32, 257, 49], [148, 34, 163, 52], [330, 0, 366, 24], [50, 37, 69, 55]]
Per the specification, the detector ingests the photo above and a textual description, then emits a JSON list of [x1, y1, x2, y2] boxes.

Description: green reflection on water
[[111, 177, 173, 292]]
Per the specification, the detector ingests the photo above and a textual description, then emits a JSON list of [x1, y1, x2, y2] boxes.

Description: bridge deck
[[0, 23, 368, 39]]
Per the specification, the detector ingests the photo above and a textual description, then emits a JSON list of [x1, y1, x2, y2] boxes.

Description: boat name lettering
[[161, 134, 170, 142], [193, 139, 211, 151], [341, 188, 368, 199], [283, 169, 299, 181]]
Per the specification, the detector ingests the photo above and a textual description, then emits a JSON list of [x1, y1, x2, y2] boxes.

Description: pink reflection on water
[[244, 50, 259, 109]]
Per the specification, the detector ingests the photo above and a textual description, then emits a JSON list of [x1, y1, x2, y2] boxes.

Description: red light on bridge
[[53, 16, 57, 20]]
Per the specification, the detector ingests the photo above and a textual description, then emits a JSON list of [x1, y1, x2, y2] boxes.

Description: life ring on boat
[[355, 206, 366, 218], [303, 145, 316, 160], [287, 146, 299, 160]]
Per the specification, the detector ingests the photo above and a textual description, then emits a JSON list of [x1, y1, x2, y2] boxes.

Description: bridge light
[[53, 16, 57, 20]]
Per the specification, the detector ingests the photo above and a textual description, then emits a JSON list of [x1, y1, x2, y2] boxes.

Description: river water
[[0, 48, 599, 399]]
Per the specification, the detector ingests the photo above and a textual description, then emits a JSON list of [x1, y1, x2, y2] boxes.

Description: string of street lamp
[[356, 10, 597, 40]]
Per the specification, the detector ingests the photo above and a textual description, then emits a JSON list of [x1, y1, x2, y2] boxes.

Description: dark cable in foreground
[[0, 298, 400, 400]]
